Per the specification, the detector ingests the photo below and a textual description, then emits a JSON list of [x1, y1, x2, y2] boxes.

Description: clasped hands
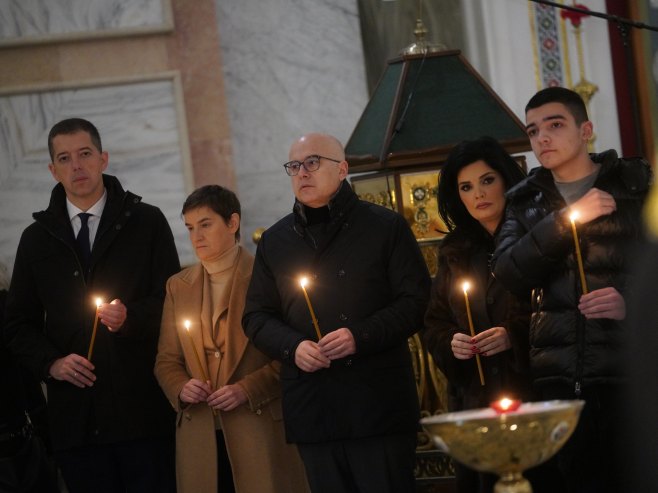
[[294, 327, 356, 373], [451, 327, 511, 360], [179, 379, 247, 412]]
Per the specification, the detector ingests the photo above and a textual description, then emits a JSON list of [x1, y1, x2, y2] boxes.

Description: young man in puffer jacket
[[492, 87, 651, 493]]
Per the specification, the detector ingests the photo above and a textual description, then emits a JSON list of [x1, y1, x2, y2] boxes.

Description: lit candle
[[87, 297, 103, 361], [462, 282, 485, 386], [299, 277, 322, 341], [491, 397, 522, 414], [183, 320, 216, 416], [569, 211, 589, 295], [184, 320, 210, 383]]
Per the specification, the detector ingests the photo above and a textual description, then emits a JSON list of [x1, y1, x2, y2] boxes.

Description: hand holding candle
[[98, 299, 127, 332], [569, 211, 589, 295], [299, 277, 322, 341], [462, 282, 485, 386], [87, 297, 103, 361]]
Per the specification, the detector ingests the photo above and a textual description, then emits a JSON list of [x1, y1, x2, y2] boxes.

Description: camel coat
[[155, 247, 308, 493]]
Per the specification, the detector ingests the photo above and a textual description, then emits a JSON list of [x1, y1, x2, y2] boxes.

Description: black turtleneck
[[304, 205, 330, 225], [304, 205, 330, 248]]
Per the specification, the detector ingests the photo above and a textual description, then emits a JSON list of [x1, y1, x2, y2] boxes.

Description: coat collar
[[33, 174, 140, 237], [292, 179, 358, 228], [175, 247, 253, 385], [31, 175, 142, 271], [506, 149, 621, 202], [176, 247, 252, 286], [291, 180, 359, 254]]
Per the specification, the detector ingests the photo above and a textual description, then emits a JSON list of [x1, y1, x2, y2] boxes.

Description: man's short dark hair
[[525, 87, 589, 125], [48, 118, 103, 161], [182, 185, 242, 241]]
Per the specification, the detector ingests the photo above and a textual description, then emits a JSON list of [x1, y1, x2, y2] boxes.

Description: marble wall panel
[[215, 0, 369, 250], [0, 75, 195, 274], [0, 0, 172, 45]]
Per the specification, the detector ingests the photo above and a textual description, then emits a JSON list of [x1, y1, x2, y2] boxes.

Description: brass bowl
[[420, 400, 584, 493]]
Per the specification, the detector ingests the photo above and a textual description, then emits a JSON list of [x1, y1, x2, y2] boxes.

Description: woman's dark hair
[[182, 185, 241, 241], [438, 136, 526, 233]]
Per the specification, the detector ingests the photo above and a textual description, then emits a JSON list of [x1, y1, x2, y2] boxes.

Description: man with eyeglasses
[[243, 133, 431, 493]]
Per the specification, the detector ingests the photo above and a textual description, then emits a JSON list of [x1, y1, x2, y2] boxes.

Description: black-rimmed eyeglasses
[[283, 155, 341, 176]]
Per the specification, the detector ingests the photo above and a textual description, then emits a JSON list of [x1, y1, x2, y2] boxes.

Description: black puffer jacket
[[492, 150, 651, 392]]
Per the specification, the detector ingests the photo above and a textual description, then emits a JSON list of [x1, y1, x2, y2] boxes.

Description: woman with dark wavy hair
[[423, 136, 555, 492]]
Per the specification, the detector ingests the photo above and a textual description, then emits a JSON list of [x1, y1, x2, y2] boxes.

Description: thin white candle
[[299, 277, 322, 340], [462, 282, 485, 386], [569, 211, 589, 294], [87, 297, 103, 361]]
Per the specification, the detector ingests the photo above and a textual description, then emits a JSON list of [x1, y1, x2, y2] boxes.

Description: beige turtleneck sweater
[[200, 243, 239, 352]]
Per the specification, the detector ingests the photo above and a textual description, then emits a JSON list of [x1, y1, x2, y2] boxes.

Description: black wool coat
[[492, 151, 651, 392], [4, 174, 180, 451], [423, 227, 534, 411], [242, 181, 431, 444]]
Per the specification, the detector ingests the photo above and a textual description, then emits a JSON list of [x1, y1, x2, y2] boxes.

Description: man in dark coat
[[492, 87, 651, 493], [3, 118, 180, 493], [242, 133, 431, 493], [0, 265, 59, 493]]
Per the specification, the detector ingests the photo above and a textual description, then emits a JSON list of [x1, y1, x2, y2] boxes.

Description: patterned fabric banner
[[534, 4, 564, 87]]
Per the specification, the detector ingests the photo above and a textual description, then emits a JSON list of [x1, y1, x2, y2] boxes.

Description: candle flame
[[184, 320, 191, 331], [300, 277, 308, 288], [569, 210, 580, 222], [95, 297, 102, 307], [462, 281, 470, 293], [498, 397, 513, 411], [491, 396, 521, 413]]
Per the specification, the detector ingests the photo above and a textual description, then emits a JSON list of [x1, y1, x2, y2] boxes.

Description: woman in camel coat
[[155, 185, 308, 493]]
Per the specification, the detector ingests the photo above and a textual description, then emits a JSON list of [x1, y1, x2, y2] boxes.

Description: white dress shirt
[[66, 191, 107, 248]]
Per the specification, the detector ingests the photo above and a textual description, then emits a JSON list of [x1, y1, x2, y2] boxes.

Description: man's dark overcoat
[[243, 181, 431, 443], [4, 174, 180, 451]]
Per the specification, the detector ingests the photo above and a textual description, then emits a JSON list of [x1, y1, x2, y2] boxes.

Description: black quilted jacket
[[492, 150, 651, 392]]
